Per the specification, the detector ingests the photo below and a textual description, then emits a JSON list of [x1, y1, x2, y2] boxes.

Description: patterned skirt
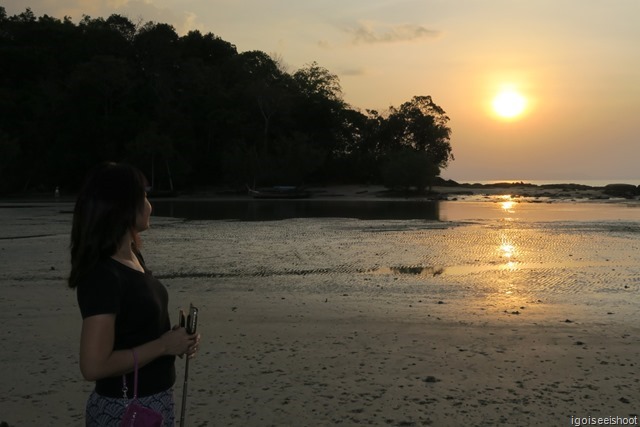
[[85, 388, 175, 427]]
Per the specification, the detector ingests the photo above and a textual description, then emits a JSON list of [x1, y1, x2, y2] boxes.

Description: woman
[[68, 162, 200, 426]]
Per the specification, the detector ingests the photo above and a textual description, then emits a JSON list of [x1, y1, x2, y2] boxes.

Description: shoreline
[[2, 181, 640, 204], [172, 182, 640, 205], [194, 182, 640, 201]]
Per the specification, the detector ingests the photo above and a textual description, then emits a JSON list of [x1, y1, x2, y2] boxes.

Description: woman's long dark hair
[[68, 162, 148, 288]]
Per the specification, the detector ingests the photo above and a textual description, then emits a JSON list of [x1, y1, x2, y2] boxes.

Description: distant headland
[[433, 180, 640, 201]]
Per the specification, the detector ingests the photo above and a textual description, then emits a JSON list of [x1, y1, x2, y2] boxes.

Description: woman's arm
[[79, 314, 197, 381]]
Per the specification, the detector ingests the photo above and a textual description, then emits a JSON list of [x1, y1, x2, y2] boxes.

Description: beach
[[0, 189, 639, 426]]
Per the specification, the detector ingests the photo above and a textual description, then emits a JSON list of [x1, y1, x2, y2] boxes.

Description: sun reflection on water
[[500, 241, 515, 259], [498, 231, 520, 292], [499, 196, 517, 214], [501, 261, 519, 272]]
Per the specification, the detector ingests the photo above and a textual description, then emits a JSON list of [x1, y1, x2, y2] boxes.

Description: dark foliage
[[0, 8, 453, 194]]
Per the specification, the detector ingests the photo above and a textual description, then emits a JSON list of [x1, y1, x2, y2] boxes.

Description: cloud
[[338, 67, 367, 77], [343, 21, 440, 45]]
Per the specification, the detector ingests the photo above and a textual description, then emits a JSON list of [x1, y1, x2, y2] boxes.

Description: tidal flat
[[0, 197, 638, 426]]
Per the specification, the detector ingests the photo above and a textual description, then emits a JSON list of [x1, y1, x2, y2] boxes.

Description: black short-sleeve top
[[76, 254, 176, 398]]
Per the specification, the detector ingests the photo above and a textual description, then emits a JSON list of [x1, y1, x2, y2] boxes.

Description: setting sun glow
[[492, 89, 527, 119]]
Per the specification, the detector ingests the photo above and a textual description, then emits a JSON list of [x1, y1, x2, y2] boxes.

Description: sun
[[492, 89, 527, 119]]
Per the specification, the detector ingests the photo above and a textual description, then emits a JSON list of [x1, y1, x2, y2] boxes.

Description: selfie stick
[[179, 304, 198, 427], [180, 352, 191, 426]]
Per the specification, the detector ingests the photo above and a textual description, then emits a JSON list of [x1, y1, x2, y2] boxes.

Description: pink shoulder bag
[[120, 349, 164, 427]]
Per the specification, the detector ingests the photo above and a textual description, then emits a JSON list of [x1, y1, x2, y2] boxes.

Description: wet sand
[[0, 196, 639, 426]]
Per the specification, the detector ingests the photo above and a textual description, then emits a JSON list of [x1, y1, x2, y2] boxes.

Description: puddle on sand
[[373, 266, 445, 277], [367, 256, 638, 279], [370, 263, 526, 278]]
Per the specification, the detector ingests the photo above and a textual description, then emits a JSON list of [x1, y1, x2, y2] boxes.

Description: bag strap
[[131, 348, 139, 398], [121, 348, 139, 400]]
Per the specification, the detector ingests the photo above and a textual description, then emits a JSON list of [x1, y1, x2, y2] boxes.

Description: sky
[[5, 0, 640, 182]]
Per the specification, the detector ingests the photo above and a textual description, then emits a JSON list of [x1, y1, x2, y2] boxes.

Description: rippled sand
[[149, 208, 639, 308], [0, 200, 639, 426]]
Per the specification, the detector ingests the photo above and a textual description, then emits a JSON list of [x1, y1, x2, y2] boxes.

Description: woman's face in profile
[[136, 194, 153, 232]]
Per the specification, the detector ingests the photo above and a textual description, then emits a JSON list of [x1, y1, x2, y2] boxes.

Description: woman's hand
[[160, 327, 198, 357], [186, 333, 201, 359]]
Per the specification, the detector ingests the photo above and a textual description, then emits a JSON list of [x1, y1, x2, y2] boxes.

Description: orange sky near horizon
[[5, 0, 639, 182]]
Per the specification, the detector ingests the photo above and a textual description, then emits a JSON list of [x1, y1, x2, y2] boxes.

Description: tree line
[[0, 7, 454, 194]]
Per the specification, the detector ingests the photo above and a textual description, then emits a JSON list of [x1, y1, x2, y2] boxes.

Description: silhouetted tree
[[0, 9, 454, 194], [290, 62, 347, 182], [384, 96, 453, 168], [382, 149, 440, 192]]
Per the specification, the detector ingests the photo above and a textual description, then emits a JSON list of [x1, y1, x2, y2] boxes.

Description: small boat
[[247, 185, 311, 199]]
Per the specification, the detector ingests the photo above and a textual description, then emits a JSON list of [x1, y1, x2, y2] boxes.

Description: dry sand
[[0, 192, 639, 426]]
